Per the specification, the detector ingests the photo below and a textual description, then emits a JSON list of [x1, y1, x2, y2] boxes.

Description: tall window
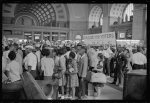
[[89, 6, 103, 28], [99, 14, 103, 26], [123, 4, 133, 22]]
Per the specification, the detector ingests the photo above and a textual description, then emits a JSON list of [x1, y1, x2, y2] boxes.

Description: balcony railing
[[88, 26, 102, 34], [3, 20, 70, 28]]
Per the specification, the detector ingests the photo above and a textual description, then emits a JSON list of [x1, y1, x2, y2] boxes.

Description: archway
[[109, 3, 134, 25], [89, 6, 103, 28]]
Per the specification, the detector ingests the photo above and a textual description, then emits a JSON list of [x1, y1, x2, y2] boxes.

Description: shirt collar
[[81, 53, 85, 59]]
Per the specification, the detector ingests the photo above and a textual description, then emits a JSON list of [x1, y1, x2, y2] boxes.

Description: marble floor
[[85, 84, 123, 100], [84, 77, 123, 100]]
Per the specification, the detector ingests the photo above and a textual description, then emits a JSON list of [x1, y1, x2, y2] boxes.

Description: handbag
[[91, 72, 107, 83], [52, 57, 63, 79], [86, 71, 92, 82]]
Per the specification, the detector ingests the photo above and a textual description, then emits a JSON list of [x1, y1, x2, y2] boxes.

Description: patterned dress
[[67, 59, 79, 87]]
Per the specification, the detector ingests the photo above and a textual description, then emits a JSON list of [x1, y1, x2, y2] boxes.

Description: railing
[[2, 24, 69, 32], [3, 21, 69, 28], [88, 26, 102, 34]]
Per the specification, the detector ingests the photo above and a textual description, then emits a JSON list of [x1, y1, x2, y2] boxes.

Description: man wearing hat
[[23, 45, 37, 79]]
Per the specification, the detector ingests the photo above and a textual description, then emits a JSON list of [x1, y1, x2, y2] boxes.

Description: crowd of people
[[2, 38, 147, 100]]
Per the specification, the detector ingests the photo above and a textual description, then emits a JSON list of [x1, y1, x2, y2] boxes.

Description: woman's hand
[[4, 78, 11, 84]]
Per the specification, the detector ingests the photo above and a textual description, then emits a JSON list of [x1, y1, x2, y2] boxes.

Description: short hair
[[8, 51, 16, 61], [69, 52, 76, 59], [13, 43, 18, 48], [53, 49, 58, 56], [137, 46, 142, 52], [58, 48, 66, 55], [66, 47, 71, 51], [42, 49, 50, 56], [81, 46, 87, 53], [5, 46, 9, 51], [97, 53, 104, 59], [124, 49, 129, 53]]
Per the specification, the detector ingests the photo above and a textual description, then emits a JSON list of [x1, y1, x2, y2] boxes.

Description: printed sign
[[83, 32, 116, 46]]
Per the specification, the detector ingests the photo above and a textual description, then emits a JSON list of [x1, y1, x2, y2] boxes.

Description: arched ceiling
[[89, 5, 102, 28], [110, 4, 127, 18], [3, 3, 69, 24], [14, 4, 56, 26], [89, 6, 102, 22]]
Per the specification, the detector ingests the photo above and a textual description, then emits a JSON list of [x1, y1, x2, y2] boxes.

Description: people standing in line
[[78, 47, 88, 100], [111, 47, 127, 87], [123, 49, 132, 72], [103, 46, 113, 77], [92, 53, 105, 98], [17, 45, 23, 59], [131, 46, 147, 70], [57, 48, 67, 99], [5, 51, 22, 85], [109, 47, 116, 77], [41, 49, 55, 99], [66, 52, 79, 100], [13, 43, 23, 75], [23, 45, 37, 79], [35, 44, 42, 79]]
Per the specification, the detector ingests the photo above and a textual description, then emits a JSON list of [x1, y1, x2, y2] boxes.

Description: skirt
[[58, 74, 66, 86], [67, 74, 79, 88]]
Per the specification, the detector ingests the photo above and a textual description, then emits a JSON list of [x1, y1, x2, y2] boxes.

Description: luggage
[[91, 72, 107, 83]]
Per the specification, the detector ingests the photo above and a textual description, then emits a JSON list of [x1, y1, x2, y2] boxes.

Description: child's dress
[[67, 59, 79, 88]]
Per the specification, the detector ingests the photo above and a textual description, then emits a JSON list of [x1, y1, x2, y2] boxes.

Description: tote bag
[[91, 72, 107, 83], [86, 71, 92, 82]]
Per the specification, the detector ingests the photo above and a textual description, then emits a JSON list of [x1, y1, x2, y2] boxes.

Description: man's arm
[[82, 56, 88, 78]]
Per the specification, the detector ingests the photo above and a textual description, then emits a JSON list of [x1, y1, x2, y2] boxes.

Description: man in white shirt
[[131, 46, 147, 70], [23, 45, 37, 78], [87, 47, 98, 70]]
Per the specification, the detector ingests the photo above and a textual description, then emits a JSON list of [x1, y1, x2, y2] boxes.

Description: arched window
[[89, 6, 103, 28], [123, 4, 133, 22]]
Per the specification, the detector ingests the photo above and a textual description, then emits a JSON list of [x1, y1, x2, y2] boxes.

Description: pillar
[[22, 31, 24, 39], [132, 4, 146, 44], [102, 4, 111, 33], [50, 32, 52, 41], [41, 32, 43, 41], [32, 31, 34, 42], [58, 32, 60, 40]]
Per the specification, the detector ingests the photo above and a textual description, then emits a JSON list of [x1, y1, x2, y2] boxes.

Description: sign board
[[83, 32, 116, 46]]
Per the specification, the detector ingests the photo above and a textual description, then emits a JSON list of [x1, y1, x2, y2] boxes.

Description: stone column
[[32, 31, 34, 42], [102, 4, 111, 33], [132, 4, 146, 43], [50, 32, 52, 41], [41, 32, 43, 41], [22, 31, 24, 39], [58, 32, 60, 40]]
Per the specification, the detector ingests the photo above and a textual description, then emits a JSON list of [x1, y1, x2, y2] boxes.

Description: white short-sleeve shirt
[[5, 60, 21, 82], [131, 52, 147, 65], [41, 57, 54, 76], [24, 52, 37, 71]]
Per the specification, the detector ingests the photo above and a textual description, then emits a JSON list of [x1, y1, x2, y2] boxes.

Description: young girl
[[53, 48, 66, 99], [66, 52, 79, 100], [92, 53, 105, 98]]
